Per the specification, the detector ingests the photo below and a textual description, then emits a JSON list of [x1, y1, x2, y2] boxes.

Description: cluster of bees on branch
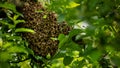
[[17, 1, 72, 57]]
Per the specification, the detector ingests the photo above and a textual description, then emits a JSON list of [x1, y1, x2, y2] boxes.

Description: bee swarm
[[21, 1, 71, 57]]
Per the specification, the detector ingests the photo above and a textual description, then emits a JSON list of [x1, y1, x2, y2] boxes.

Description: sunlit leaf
[[58, 34, 66, 41], [51, 58, 65, 68], [43, 15, 47, 19], [66, 1, 80, 8], [13, 15, 19, 20], [2, 42, 13, 48], [70, 51, 80, 57], [50, 37, 58, 40], [6, 46, 28, 55], [14, 20, 25, 25], [46, 53, 51, 59], [15, 28, 35, 34], [0, 38, 3, 47], [19, 59, 32, 68]]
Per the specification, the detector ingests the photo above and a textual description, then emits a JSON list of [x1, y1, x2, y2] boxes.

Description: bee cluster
[[21, 1, 71, 57]]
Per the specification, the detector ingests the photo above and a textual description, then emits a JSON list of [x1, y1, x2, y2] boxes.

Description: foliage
[[46, 0, 120, 68], [0, 0, 120, 68], [0, 2, 34, 68]]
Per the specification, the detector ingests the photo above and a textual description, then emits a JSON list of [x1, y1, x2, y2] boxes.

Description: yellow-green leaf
[[13, 15, 19, 20], [46, 53, 51, 59], [14, 20, 25, 25], [43, 15, 47, 19], [15, 28, 35, 34], [66, 1, 80, 8], [19, 59, 32, 68], [7, 46, 28, 54], [2, 42, 13, 48], [0, 38, 3, 47]]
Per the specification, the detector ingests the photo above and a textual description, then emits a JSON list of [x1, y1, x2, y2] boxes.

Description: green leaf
[[0, 38, 3, 47], [13, 15, 19, 20], [0, 2, 16, 12], [63, 56, 73, 65], [58, 36, 68, 48], [7, 36, 22, 41], [7, 15, 13, 20], [88, 49, 102, 62], [52, 50, 66, 59], [69, 29, 81, 38], [58, 34, 66, 41], [67, 41, 81, 51], [72, 60, 85, 68], [0, 2, 21, 15], [111, 56, 120, 66], [0, 20, 14, 29], [50, 37, 58, 40], [58, 34, 68, 49], [46, 53, 51, 59], [0, 51, 12, 62], [2, 42, 13, 48], [19, 59, 32, 68], [6, 46, 28, 55], [12, 15, 25, 25], [57, 14, 65, 22], [15, 28, 35, 34], [88, 0, 98, 11], [0, 20, 9, 25], [14, 20, 25, 25], [25, 48, 34, 55], [7, 14, 25, 26], [0, 62, 10, 68]]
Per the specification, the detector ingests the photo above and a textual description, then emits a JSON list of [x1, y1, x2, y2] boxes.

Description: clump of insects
[[20, 1, 71, 57]]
